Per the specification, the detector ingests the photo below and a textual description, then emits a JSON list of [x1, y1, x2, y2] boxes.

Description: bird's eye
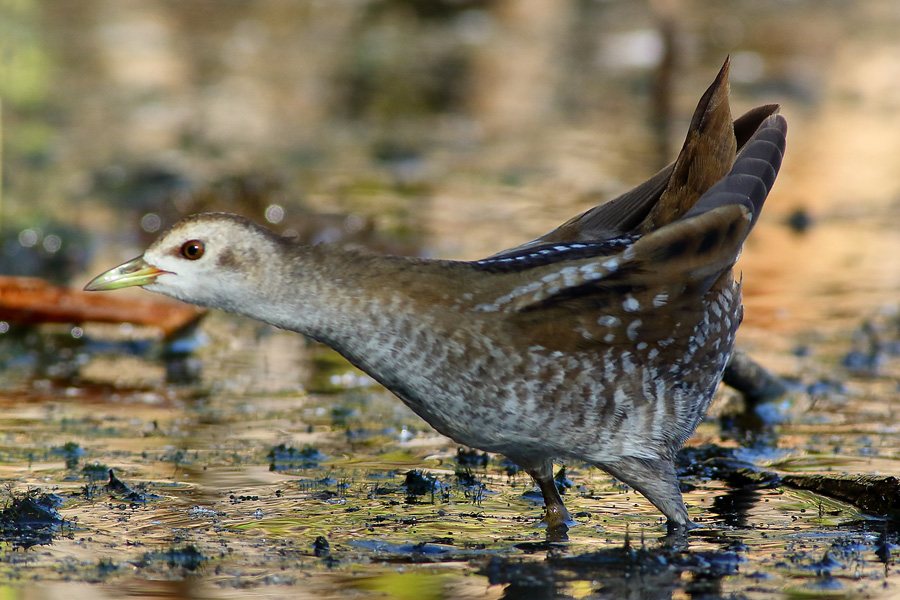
[[180, 240, 205, 260]]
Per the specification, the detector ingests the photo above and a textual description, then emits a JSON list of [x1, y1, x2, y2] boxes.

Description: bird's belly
[[337, 283, 740, 464], [393, 342, 731, 463], [363, 340, 730, 466]]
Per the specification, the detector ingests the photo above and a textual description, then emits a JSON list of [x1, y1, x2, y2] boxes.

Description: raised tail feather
[[490, 58, 781, 258], [509, 113, 787, 313], [684, 113, 787, 230], [629, 112, 787, 289]]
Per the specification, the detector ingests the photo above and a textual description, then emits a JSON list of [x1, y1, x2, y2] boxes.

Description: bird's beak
[[84, 256, 168, 291]]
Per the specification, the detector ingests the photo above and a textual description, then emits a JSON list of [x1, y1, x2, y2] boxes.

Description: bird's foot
[[542, 505, 575, 542], [667, 517, 700, 534], [662, 517, 701, 548]]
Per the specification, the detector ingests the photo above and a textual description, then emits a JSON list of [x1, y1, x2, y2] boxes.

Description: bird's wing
[[491, 114, 786, 349]]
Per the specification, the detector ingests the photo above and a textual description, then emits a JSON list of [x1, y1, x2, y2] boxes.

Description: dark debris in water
[[675, 443, 778, 489], [785, 206, 814, 234], [875, 531, 898, 563], [81, 462, 111, 483], [677, 443, 900, 522], [347, 539, 472, 563], [841, 318, 900, 376], [780, 473, 900, 519], [105, 469, 157, 504], [312, 535, 330, 558], [0, 489, 69, 549], [453, 466, 479, 488], [134, 544, 208, 572], [449, 450, 495, 504], [51, 441, 85, 470], [480, 545, 744, 597], [403, 469, 438, 500], [455, 447, 490, 468], [498, 457, 521, 477], [554, 465, 574, 494], [453, 467, 489, 505], [267, 444, 327, 471], [93, 166, 426, 258]]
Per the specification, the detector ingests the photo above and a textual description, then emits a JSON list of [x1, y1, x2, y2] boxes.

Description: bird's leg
[[599, 456, 698, 531], [523, 460, 571, 540], [723, 350, 787, 404]]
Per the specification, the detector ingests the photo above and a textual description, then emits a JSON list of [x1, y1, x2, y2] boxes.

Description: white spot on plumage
[[598, 315, 620, 327], [626, 319, 642, 341], [476, 279, 545, 311], [579, 263, 606, 281], [623, 296, 640, 312], [558, 266, 580, 287], [603, 348, 616, 382], [474, 303, 499, 312]]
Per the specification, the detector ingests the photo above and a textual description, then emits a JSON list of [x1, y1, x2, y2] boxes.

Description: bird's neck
[[235, 244, 475, 355]]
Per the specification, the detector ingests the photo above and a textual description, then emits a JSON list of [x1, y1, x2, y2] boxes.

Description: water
[[1, 317, 897, 598], [2, 1, 900, 598]]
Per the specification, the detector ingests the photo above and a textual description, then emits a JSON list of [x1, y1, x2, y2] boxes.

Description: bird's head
[[85, 213, 282, 310]]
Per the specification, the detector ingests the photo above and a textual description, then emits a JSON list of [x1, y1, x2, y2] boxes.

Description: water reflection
[[3, 0, 900, 598], [709, 487, 763, 529]]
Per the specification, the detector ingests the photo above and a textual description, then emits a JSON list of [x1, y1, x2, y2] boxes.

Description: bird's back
[[350, 60, 787, 466]]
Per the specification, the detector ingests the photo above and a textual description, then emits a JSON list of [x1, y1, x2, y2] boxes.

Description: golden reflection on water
[[3, 0, 900, 598]]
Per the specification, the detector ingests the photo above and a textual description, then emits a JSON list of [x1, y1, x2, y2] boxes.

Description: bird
[[85, 58, 786, 536]]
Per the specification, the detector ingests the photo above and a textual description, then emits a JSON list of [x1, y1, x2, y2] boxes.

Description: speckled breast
[[349, 275, 743, 466]]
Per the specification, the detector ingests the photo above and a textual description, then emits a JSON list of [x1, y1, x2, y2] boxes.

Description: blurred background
[[2, 0, 899, 344], [1, 3, 900, 597]]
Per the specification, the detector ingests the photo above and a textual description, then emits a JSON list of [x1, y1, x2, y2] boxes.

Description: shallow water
[[2, 1, 900, 598], [1, 314, 897, 598]]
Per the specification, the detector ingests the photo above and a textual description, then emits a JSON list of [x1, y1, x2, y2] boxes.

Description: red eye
[[181, 240, 205, 260]]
